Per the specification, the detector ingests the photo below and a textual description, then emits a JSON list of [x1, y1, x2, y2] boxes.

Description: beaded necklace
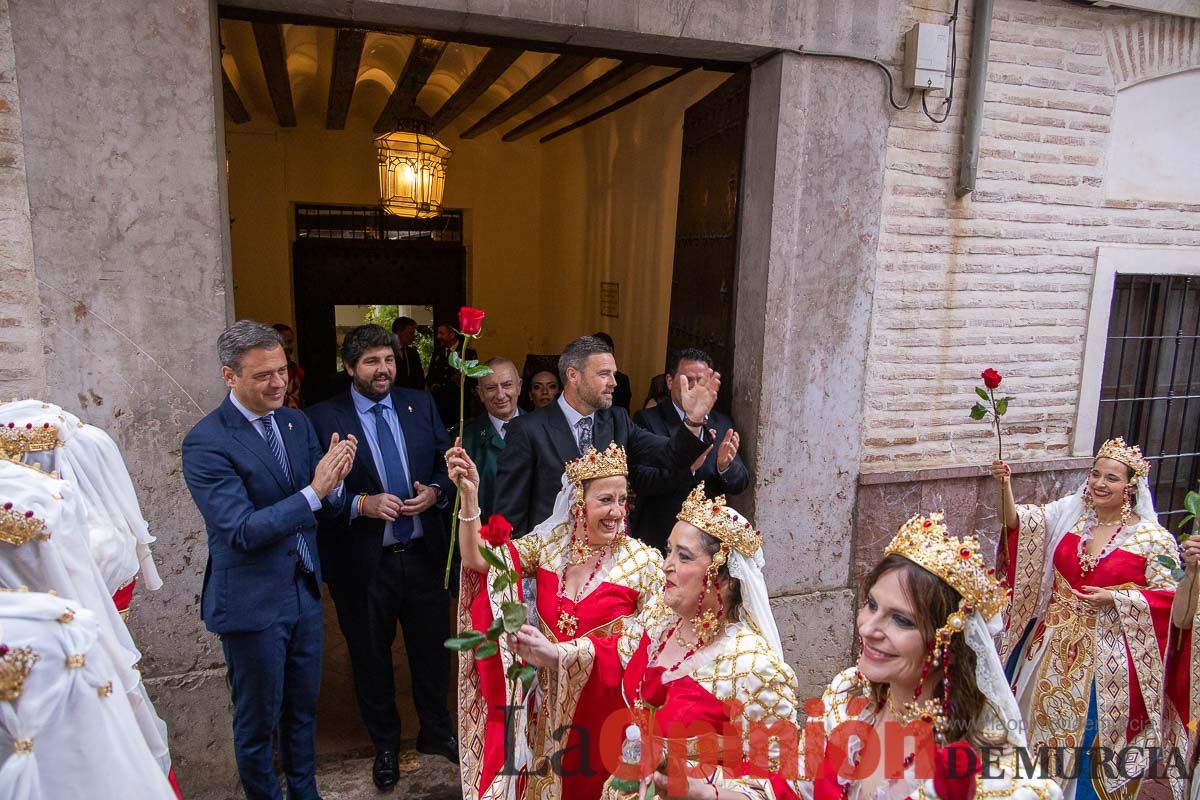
[[555, 545, 611, 638], [1074, 508, 1131, 575]]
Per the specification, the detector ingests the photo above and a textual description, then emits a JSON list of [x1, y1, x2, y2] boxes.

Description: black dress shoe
[[373, 750, 399, 791], [416, 735, 459, 765]]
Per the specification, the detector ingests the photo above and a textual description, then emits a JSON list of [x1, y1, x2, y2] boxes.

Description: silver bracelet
[[458, 509, 482, 523]]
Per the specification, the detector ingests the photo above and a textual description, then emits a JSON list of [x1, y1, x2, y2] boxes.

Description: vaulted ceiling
[[218, 13, 735, 144]]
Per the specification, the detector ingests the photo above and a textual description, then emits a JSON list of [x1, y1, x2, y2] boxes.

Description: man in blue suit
[[183, 320, 355, 800], [306, 325, 456, 790]]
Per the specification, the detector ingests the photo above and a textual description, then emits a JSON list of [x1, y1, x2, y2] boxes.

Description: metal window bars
[[294, 203, 462, 242], [1095, 274, 1200, 529]]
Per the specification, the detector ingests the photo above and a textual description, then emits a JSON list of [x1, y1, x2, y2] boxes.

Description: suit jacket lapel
[[656, 401, 682, 434], [338, 393, 383, 493], [277, 413, 305, 491], [546, 402, 582, 463], [593, 409, 614, 449], [224, 401, 292, 496], [392, 390, 422, 486]]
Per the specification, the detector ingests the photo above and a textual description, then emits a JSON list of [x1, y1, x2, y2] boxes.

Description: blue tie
[[261, 413, 314, 574], [369, 404, 415, 544]]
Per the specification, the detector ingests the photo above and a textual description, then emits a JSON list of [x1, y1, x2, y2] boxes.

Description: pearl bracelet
[[458, 509, 482, 523]]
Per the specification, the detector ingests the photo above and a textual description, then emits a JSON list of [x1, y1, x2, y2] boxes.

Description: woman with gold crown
[[992, 437, 1189, 800], [447, 440, 664, 800], [800, 512, 1061, 800], [596, 484, 800, 800]]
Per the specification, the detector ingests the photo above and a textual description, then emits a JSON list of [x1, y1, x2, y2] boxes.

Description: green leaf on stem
[[479, 544, 508, 572], [996, 397, 1010, 416], [517, 665, 538, 692], [969, 403, 988, 420], [486, 615, 505, 640], [975, 387, 989, 401], [501, 600, 528, 633], [474, 640, 499, 660], [448, 350, 463, 371], [492, 571, 512, 593], [464, 364, 495, 379], [1184, 491, 1200, 517], [444, 630, 486, 651], [1157, 554, 1181, 571]]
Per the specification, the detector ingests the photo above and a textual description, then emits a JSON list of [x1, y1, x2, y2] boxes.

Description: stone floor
[[190, 751, 461, 800]]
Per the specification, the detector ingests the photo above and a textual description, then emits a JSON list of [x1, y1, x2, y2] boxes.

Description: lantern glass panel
[[375, 130, 451, 219]]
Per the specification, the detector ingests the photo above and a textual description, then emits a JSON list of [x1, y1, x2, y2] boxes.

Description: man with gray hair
[[182, 319, 356, 800], [460, 356, 522, 519], [494, 335, 721, 536]]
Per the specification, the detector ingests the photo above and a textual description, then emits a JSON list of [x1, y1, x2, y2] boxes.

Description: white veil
[[528, 472, 575, 541], [966, 611, 1027, 747], [720, 506, 784, 660]]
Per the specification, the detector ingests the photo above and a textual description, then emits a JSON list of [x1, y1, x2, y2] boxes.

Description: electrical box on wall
[[903, 23, 950, 90]]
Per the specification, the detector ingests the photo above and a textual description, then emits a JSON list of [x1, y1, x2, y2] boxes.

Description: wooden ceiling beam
[[501, 61, 646, 142], [325, 28, 366, 129], [459, 54, 590, 140], [539, 66, 696, 144], [430, 46, 523, 134], [373, 36, 448, 134], [221, 65, 250, 124], [252, 22, 296, 127], [218, 6, 745, 72]]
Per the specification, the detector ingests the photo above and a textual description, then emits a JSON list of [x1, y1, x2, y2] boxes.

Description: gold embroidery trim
[[0, 646, 39, 701]]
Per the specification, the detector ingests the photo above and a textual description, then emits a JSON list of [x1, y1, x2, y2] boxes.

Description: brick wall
[[0, 0, 42, 397], [861, 0, 1200, 471]]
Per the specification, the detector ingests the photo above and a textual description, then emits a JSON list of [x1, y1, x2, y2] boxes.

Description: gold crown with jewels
[[564, 442, 628, 485], [0, 421, 62, 460], [1095, 437, 1150, 481], [884, 512, 1007, 623], [677, 484, 762, 557], [0, 503, 49, 548]]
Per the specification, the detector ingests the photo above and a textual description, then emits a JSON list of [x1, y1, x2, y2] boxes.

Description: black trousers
[[329, 537, 453, 753]]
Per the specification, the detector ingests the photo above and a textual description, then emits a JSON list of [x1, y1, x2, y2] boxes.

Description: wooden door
[[665, 70, 750, 415], [292, 237, 465, 404]]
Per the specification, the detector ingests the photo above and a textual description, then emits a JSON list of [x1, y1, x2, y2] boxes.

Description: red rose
[[458, 306, 486, 336], [480, 514, 512, 547], [933, 741, 982, 800], [981, 368, 1002, 390]]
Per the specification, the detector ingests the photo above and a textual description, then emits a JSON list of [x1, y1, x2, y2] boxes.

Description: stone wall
[[7, 0, 237, 792], [861, 0, 1200, 470], [0, 0, 43, 398]]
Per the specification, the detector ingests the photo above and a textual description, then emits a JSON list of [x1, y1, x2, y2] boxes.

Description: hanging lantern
[[375, 115, 451, 219]]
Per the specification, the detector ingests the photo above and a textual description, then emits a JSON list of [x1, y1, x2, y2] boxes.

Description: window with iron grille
[[294, 203, 462, 242], [1094, 274, 1200, 530]]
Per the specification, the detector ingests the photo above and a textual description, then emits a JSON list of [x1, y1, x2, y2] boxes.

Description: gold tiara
[[676, 484, 761, 557], [0, 421, 62, 460], [1095, 437, 1150, 481], [883, 512, 1007, 622], [0, 502, 49, 548], [564, 442, 627, 484]]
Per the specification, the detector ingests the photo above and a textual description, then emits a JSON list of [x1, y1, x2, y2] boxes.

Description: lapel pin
[[288, 422, 294, 430], [407, 405, 413, 414]]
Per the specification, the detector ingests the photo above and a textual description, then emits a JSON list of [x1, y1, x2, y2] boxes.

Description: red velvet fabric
[[469, 543, 525, 794], [111, 578, 136, 615]]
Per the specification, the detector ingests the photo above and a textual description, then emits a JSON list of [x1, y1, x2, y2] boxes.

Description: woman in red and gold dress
[[993, 437, 1190, 800], [517, 485, 799, 800], [449, 441, 663, 800]]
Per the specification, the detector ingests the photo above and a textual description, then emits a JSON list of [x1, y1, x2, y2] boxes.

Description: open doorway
[[218, 6, 749, 758]]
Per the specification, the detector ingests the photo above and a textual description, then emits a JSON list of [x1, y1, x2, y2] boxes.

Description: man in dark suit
[[391, 316, 424, 390], [183, 320, 355, 800], [631, 348, 750, 551], [494, 335, 721, 536], [426, 322, 478, 428], [305, 324, 456, 790], [460, 356, 521, 518]]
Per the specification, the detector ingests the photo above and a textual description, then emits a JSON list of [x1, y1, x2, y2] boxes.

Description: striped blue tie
[[261, 413, 314, 574]]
